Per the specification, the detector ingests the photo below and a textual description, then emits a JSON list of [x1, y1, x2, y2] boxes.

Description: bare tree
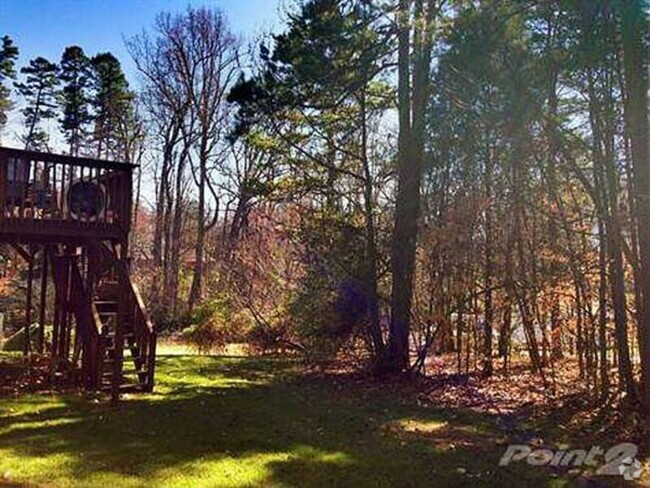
[[129, 7, 239, 314], [154, 8, 240, 310]]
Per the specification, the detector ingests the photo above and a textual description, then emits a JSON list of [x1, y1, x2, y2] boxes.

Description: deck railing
[[0, 147, 134, 235], [120, 262, 157, 391], [69, 258, 103, 388]]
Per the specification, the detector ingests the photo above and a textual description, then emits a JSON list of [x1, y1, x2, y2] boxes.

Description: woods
[[0, 0, 648, 411], [2, 0, 650, 486]]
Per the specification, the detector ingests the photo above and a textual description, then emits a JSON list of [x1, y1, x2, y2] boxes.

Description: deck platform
[[0, 146, 155, 397], [0, 146, 134, 244]]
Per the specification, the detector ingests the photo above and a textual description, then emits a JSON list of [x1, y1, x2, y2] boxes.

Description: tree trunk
[[620, 0, 650, 412], [385, 0, 414, 372], [386, 0, 433, 372], [483, 142, 494, 377], [168, 150, 188, 317], [188, 140, 208, 311], [151, 130, 176, 320], [359, 91, 384, 360]]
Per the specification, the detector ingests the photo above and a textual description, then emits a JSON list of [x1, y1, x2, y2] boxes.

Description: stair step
[[97, 281, 119, 293], [103, 369, 147, 376], [99, 383, 145, 393], [104, 342, 136, 352], [104, 371, 148, 379], [103, 368, 148, 379], [98, 313, 117, 326], [104, 354, 146, 363], [103, 334, 135, 346], [95, 301, 118, 313], [106, 332, 135, 338]]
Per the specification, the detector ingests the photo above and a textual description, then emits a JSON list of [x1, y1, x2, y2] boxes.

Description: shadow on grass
[[0, 355, 604, 487]]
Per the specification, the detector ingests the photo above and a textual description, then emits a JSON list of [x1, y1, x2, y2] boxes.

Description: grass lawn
[[0, 352, 640, 487]]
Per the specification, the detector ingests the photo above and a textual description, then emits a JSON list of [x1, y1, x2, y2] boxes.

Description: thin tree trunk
[[359, 91, 384, 360], [483, 142, 494, 377], [386, 0, 414, 372], [620, 0, 650, 411], [168, 151, 188, 317], [188, 140, 208, 311], [387, 0, 434, 372]]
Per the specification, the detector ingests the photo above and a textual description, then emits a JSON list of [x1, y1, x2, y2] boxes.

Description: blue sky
[[0, 0, 284, 83], [0, 0, 285, 146]]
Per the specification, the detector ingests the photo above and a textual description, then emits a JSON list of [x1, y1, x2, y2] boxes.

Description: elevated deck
[[0, 147, 135, 244], [0, 147, 155, 397]]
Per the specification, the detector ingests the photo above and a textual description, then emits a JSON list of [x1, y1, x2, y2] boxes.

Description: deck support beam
[[24, 245, 34, 355], [0, 146, 155, 392], [10, 243, 32, 263], [38, 246, 48, 353]]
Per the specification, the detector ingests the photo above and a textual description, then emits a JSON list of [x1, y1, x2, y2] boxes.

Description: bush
[[181, 322, 228, 355], [180, 297, 237, 354], [2, 324, 52, 352]]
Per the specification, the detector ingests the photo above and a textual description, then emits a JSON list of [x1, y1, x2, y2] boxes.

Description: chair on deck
[[5, 158, 29, 217], [5, 159, 57, 218]]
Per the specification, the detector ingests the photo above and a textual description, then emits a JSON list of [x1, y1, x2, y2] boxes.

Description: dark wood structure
[[0, 146, 156, 395]]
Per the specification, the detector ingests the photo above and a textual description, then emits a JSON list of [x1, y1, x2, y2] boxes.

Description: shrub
[[180, 297, 238, 354], [181, 322, 228, 355], [2, 324, 52, 352]]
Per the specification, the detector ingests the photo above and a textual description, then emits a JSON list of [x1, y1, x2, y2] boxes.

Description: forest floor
[[0, 348, 648, 487]]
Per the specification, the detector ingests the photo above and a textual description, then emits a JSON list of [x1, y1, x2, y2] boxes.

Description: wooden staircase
[[0, 146, 153, 395], [96, 276, 155, 393], [49, 244, 156, 394], [95, 244, 156, 394]]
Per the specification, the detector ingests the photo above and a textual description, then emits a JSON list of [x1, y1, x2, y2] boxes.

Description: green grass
[[0, 354, 612, 487]]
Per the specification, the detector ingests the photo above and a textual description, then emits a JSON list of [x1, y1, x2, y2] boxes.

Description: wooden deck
[[0, 146, 135, 243], [0, 147, 155, 397], [0, 218, 124, 242]]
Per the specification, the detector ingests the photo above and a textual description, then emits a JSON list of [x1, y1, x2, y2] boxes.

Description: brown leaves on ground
[[0, 354, 76, 396], [420, 356, 582, 414], [306, 354, 649, 455], [382, 417, 504, 454]]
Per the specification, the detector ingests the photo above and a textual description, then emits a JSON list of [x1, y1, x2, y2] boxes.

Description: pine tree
[[90, 52, 131, 159], [0, 35, 19, 139], [14, 56, 58, 150], [59, 46, 92, 155], [229, 0, 391, 362]]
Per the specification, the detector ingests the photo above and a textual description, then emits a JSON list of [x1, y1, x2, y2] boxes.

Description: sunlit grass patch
[[0, 354, 565, 487], [385, 418, 448, 434]]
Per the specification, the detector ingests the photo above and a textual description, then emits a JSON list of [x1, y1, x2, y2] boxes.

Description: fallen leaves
[[0, 354, 77, 396]]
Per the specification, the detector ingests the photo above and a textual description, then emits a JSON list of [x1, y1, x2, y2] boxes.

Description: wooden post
[[50, 250, 60, 359], [24, 245, 34, 355], [52, 304, 60, 358], [56, 250, 70, 362], [38, 246, 48, 353], [112, 267, 125, 404], [0, 150, 6, 220], [147, 331, 157, 392], [111, 168, 133, 402], [63, 251, 72, 361]]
